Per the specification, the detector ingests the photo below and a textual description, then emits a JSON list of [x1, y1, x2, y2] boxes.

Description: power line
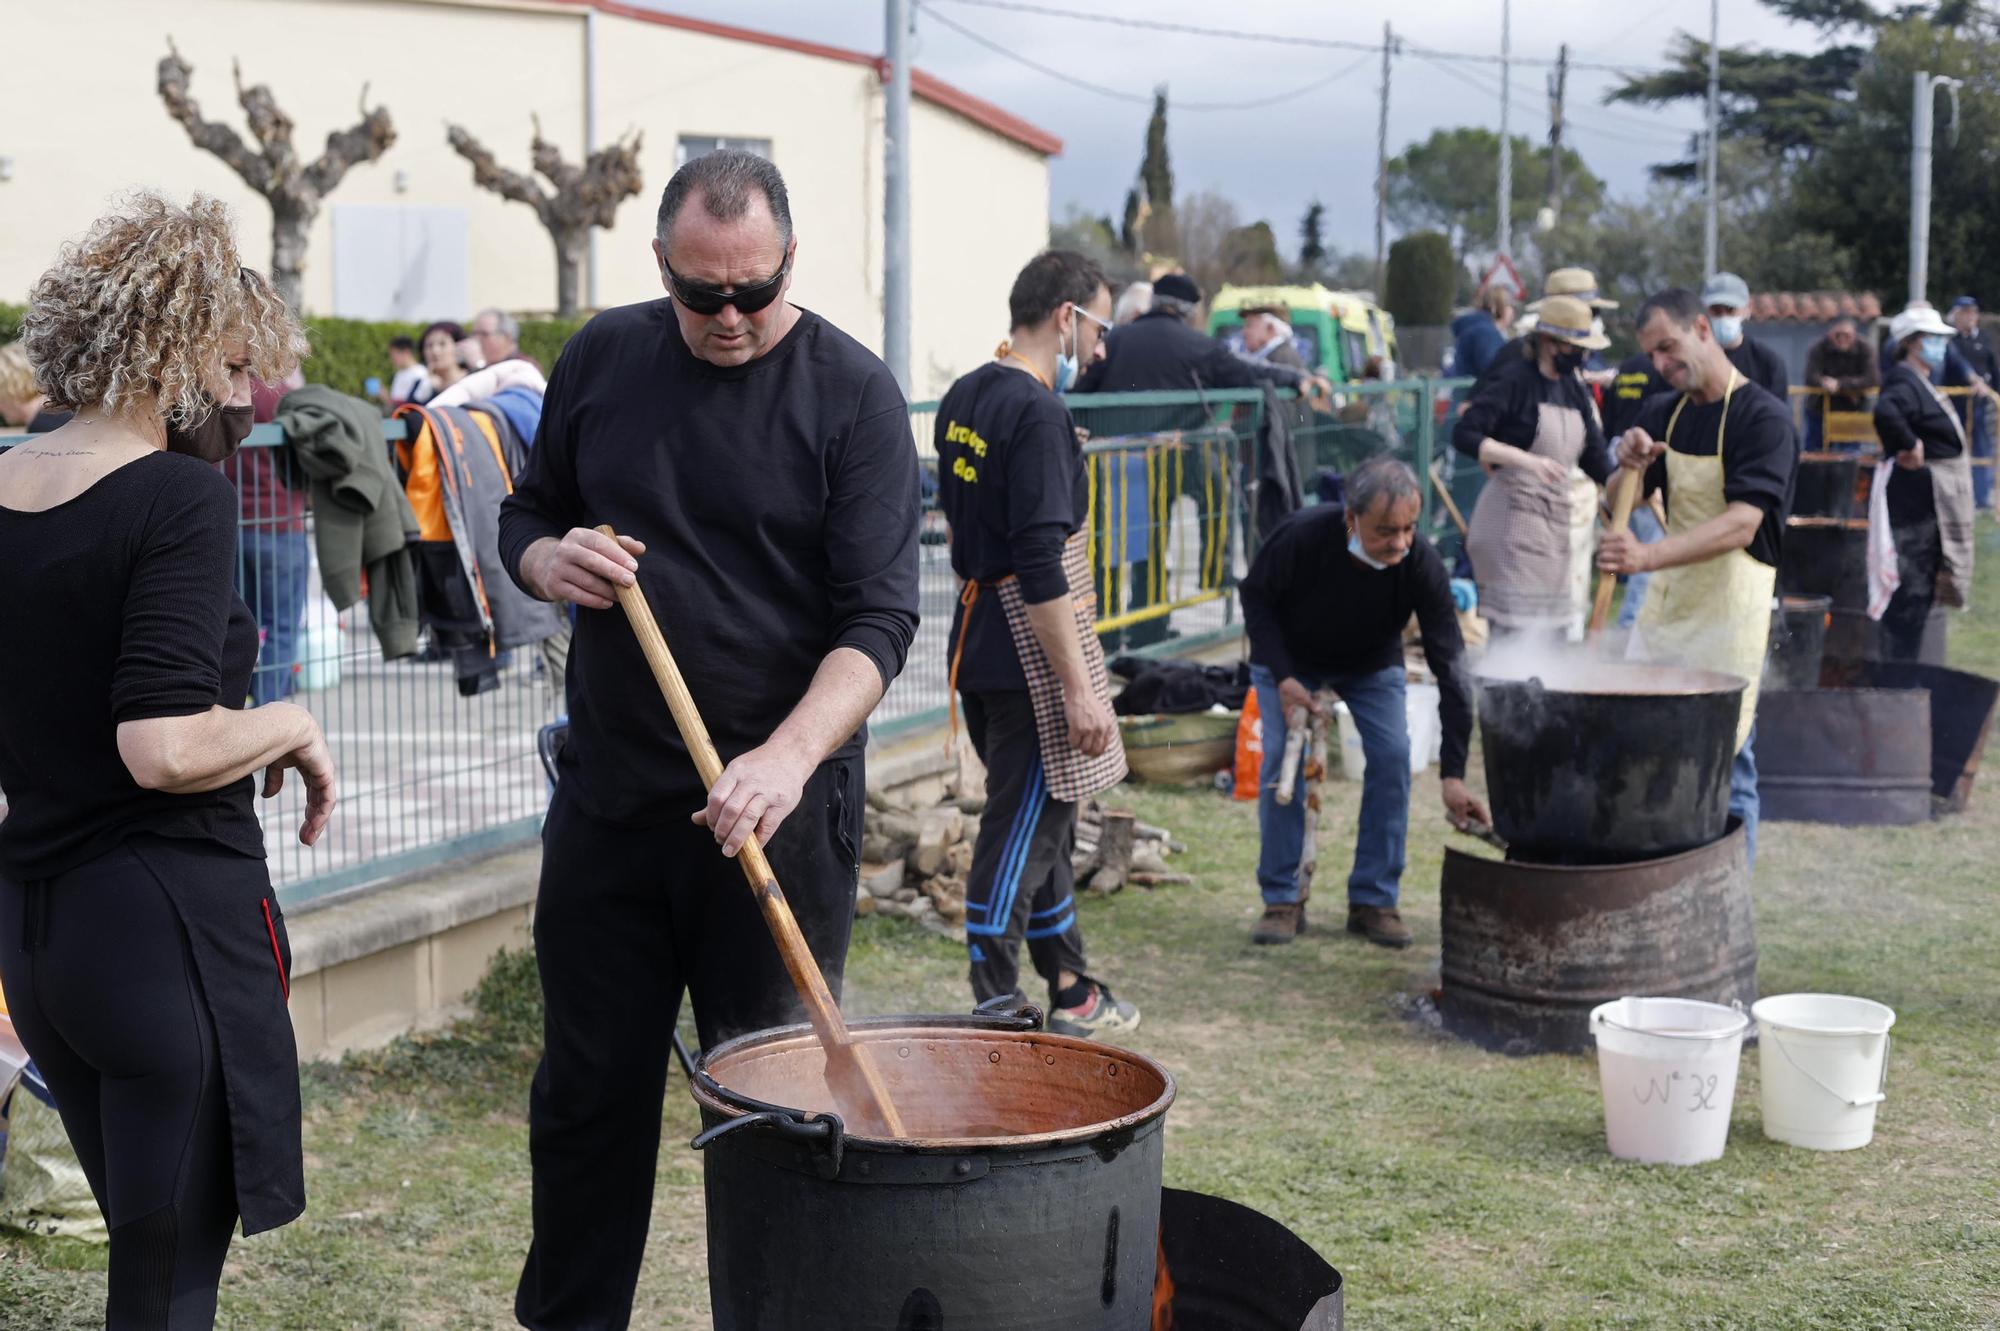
[[921, 6, 1376, 111], [1411, 52, 1693, 149], [924, 0, 1673, 75]]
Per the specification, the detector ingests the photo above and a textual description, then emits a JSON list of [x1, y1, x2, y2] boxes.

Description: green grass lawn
[[7, 527, 2000, 1329]]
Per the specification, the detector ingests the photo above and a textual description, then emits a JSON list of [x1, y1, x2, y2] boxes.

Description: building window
[[675, 136, 772, 168]]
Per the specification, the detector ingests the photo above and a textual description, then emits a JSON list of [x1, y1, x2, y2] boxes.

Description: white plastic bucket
[[1589, 997, 1750, 1165], [1332, 684, 1440, 782], [1750, 993, 1896, 1151]]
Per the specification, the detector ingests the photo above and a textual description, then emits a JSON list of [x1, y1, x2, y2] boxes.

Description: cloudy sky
[[636, 0, 1830, 258]]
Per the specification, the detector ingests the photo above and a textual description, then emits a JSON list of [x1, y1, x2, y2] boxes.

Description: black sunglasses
[[664, 257, 790, 316]]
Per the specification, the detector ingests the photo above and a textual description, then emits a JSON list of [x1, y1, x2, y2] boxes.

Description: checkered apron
[[1917, 378, 1977, 608], [968, 530, 1128, 803]]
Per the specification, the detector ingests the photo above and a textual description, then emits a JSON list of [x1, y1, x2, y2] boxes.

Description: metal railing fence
[[1, 380, 1472, 903]]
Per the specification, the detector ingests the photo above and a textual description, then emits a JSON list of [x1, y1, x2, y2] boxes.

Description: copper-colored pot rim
[[689, 1017, 1177, 1151]]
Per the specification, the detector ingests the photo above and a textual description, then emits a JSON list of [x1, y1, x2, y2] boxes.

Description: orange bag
[[1232, 689, 1262, 801]]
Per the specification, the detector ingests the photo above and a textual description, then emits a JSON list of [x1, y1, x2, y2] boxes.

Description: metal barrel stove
[[1778, 515, 1950, 666], [1439, 824, 1760, 1056], [1760, 661, 2000, 824]]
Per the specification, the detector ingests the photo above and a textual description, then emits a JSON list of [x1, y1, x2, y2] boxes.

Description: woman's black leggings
[[0, 845, 237, 1330]]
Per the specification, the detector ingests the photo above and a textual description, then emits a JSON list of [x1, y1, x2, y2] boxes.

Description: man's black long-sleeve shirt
[[1725, 334, 1789, 404], [499, 300, 920, 824], [1075, 307, 1311, 396], [1239, 504, 1474, 780]]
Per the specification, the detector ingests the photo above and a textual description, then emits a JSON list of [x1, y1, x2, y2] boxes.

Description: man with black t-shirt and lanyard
[[1598, 288, 1798, 868], [936, 250, 1141, 1039]]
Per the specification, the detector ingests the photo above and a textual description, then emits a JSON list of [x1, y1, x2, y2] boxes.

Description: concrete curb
[[288, 847, 540, 980]]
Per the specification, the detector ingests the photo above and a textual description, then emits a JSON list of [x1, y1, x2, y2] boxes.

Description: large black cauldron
[[689, 1007, 1174, 1331], [1477, 663, 1745, 865]]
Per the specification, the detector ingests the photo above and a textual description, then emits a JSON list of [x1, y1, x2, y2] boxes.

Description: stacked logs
[[856, 795, 1188, 939], [1072, 801, 1190, 894]]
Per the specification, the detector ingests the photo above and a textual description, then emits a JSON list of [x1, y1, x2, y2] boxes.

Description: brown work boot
[[1252, 902, 1307, 945], [1346, 905, 1413, 949]]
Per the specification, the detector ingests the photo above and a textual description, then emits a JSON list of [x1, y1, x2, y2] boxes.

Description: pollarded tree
[[447, 118, 643, 318], [157, 41, 395, 314]]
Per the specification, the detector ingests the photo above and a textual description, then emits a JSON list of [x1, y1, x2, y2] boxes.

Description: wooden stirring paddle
[[595, 525, 906, 1139], [1589, 464, 1648, 639]]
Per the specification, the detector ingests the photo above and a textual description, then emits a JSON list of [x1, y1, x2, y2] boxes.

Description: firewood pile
[[856, 793, 1189, 940]]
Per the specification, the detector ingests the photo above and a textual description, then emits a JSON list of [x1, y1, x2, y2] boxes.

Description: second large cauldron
[[1476, 663, 1746, 865], [690, 1007, 1175, 1331]]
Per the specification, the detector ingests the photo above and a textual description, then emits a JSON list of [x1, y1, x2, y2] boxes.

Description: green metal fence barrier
[[0, 378, 1476, 902]]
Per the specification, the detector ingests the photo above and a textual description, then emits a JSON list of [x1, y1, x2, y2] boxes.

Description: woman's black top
[[0, 450, 263, 880], [1451, 353, 1617, 483], [1874, 362, 1967, 461]]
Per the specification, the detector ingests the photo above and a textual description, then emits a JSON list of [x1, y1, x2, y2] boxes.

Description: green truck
[[1206, 283, 1400, 380]]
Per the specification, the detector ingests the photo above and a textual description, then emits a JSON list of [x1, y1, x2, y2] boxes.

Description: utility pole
[[1374, 22, 1392, 295], [884, 0, 913, 394], [1910, 70, 1964, 305], [1703, 0, 1719, 278], [1497, 0, 1512, 260], [1543, 42, 1567, 228]]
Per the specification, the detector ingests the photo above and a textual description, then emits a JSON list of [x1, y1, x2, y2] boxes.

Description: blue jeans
[[1251, 663, 1409, 909], [239, 528, 310, 706], [1730, 724, 1759, 870], [1617, 504, 1666, 630]]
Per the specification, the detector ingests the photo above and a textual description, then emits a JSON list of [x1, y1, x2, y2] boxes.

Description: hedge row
[[0, 301, 588, 399], [299, 316, 588, 398]]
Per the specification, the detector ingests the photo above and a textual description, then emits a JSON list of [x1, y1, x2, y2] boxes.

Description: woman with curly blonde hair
[[0, 193, 334, 1329]]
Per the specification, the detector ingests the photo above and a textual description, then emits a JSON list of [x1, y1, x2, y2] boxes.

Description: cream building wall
[[0, 0, 1054, 398]]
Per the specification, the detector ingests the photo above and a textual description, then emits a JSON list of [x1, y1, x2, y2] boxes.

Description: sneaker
[[1048, 985, 1141, 1040], [1346, 905, 1413, 949], [1251, 902, 1307, 945]]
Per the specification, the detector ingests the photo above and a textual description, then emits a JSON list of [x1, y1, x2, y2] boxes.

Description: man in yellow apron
[[1598, 288, 1799, 866]]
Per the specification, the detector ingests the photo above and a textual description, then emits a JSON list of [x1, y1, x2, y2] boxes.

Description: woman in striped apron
[[1874, 303, 1977, 661], [1453, 294, 1618, 641]]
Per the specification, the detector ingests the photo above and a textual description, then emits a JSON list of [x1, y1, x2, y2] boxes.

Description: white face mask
[[1710, 314, 1743, 346], [1348, 531, 1389, 571]]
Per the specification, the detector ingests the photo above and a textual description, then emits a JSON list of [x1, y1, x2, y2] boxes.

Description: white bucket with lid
[[1589, 997, 1750, 1165], [1750, 993, 1895, 1151]]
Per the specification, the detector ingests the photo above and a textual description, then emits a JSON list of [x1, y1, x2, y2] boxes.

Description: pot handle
[[691, 1110, 847, 1176], [973, 994, 1046, 1031]]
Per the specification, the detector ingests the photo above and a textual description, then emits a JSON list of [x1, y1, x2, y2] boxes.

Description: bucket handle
[[1593, 998, 1750, 1043], [1766, 1028, 1891, 1108]]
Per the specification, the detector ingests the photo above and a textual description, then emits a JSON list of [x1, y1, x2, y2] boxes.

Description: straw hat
[[1527, 267, 1617, 312], [1532, 295, 1611, 350]]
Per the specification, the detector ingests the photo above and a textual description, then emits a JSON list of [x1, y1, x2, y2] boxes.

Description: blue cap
[[1950, 295, 1979, 310]]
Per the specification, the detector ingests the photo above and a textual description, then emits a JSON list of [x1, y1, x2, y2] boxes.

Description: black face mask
[[164, 402, 255, 463], [1551, 347, 1588, 375]]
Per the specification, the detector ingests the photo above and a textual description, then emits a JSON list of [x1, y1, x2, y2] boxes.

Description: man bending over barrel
[[1596, 288, 1796, 869], [1240, 457, 1484, 947], [936, 249, 1141, 1039], [497, 150, 920, 1329]]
